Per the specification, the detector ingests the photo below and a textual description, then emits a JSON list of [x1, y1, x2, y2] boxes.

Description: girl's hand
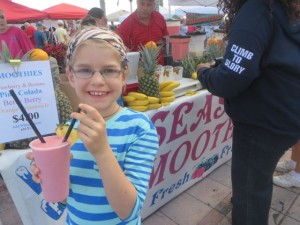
[[71, 104, 110, 157], [26, 152, 42, 184], [26, 151, 73, 184]]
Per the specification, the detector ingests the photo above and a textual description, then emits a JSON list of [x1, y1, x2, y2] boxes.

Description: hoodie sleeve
[[198, 10, 273, 98]]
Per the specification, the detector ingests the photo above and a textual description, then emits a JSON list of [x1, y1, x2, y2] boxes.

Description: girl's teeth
[[90, 91, 105, 96]]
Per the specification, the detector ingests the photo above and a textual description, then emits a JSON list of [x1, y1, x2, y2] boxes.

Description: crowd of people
[[1, 0, 300, 224]]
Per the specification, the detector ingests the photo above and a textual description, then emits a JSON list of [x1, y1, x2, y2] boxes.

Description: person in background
[[34, 21, 48, 48], [116, 0, 168, 65], [179, 17, 188, 35], [80, 14, 98, 28], [273, 141, 300, 188], [0, 9, 33, 58], [24, 21, 36, 47], [196, 0, 300, 224], [26, 27, 159, 225], [83, 7, 108, 28], [55, 20, 68, 44], [47, 27, 57, 45], [203, 26, 214, 49]]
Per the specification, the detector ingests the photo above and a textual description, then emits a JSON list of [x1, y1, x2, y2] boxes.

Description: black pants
[[231, 127, 286, 225]]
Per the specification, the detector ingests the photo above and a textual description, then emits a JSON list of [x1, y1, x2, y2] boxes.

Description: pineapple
[[138, 43, 162, 98], [181, 42, 225, 80], [201, 43, 225, 64], [2, 47, 73, 149], [55, 124, 78, 146]]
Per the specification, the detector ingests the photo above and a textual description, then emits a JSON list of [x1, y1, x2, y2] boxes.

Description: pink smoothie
[[30, 135, 70, 202], [31, 136, 67, 149]]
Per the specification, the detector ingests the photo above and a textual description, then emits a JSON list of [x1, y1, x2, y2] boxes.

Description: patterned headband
[[66, 27, 128, 68]]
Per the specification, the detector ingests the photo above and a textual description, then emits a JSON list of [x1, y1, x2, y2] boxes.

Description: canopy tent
[[172, 6, 223, 27], [168, 0, 219, 7], [0, 0, 48, 23], [42, 3, 88, 20], [107, 10, 130, 22]]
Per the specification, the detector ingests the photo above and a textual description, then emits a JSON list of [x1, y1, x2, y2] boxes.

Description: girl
[[27, 27, 159, 225]]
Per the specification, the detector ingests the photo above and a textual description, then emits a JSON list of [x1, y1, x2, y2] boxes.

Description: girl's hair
[[68, 39, 130, 78], [218, 0, 300, 36], [66, 27, 128, 69]]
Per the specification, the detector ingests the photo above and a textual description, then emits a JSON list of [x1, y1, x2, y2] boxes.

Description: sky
[[12, 0, 170, 15]]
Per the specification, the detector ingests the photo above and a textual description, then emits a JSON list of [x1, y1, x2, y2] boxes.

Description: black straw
[[9, 89, 46, 143], [63, 107, 81, 143]]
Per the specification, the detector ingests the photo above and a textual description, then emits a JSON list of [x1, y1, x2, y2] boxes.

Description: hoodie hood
[[272, 2, 300, 43]]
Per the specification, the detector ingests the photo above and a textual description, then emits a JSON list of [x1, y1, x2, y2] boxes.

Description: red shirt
[[116, 11, 168, 64], [25, 25, 36, 47], [0, 26, 33, 58]]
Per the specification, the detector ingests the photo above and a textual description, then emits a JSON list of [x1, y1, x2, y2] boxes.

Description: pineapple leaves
[[1, 41, 13, 63], [0, 41, 34, 63], [138, 44, 162, 75]]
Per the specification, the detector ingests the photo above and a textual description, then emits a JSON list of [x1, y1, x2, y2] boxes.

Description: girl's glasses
[[0, 16, 5, 19], [71, 68, 122, 79]]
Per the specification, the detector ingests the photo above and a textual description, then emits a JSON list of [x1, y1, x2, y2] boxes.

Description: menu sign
[[0, 61, 59, 143]]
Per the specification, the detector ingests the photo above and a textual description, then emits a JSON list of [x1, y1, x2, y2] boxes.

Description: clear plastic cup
[[173, 66, 183, 80]]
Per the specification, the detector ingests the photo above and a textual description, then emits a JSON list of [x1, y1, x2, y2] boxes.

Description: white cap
[[57, 20, 64, 25]]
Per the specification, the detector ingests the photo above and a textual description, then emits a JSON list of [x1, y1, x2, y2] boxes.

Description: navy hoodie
[[198, 0, 300, 148]]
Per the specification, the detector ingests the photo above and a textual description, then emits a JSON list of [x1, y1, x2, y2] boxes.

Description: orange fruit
[[145, 41, 157, 49], [30, 48, 49, 60], [208, 37, 218, 45]]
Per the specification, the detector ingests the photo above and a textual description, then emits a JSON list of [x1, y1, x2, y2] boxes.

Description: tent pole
[[129, 0, 133, 13], [99, 0, 106, 13]]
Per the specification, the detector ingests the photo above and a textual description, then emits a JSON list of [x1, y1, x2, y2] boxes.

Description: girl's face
[[67, 43, 126, 114]]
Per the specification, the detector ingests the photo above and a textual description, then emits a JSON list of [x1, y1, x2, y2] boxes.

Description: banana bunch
[[122, 92, 162, 112], [159, 81, 180, 104]]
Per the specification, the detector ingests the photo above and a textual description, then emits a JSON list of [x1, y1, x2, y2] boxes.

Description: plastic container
[[166, 19, 180, 35], [188, 33, 206, 57], [169, 35, 191, 61]]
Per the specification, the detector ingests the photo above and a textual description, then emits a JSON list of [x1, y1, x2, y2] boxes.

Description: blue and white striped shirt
[[66, 107, 159, 225]]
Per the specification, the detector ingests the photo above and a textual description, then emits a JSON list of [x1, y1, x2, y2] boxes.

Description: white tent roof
[[174, 6, 220, 17], [168, 0, 218, 7], [107, 9, 130, 22]]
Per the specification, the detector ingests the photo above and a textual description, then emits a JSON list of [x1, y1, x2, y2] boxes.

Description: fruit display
[[159, 80, 180, 104], [138, 41, 162, 98], [122, 92, 162, 112], [122, 80, 181, 112], [181, 41, 225, 80], [181, 54, 200, 80]]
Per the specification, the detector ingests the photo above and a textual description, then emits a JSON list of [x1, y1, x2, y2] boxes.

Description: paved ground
[[1, 150, 299, 225]]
